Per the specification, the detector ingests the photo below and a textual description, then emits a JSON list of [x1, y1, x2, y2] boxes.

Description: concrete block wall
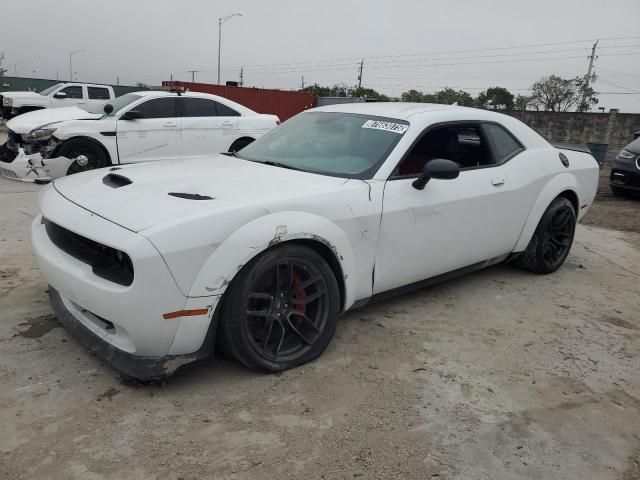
[[501, 110, 640, 164]]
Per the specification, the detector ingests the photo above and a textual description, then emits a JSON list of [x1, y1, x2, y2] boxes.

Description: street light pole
[[217, 13, 243, 85], [69, 49, 84, 82]]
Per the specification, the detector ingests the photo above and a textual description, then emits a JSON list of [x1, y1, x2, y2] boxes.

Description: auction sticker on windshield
[[362, 120, 409, 134]]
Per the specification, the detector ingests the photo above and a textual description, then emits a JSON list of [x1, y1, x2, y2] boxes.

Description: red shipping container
[[162, 81, 316, 121]]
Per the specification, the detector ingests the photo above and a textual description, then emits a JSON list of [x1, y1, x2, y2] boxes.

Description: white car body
[[1, 91, 279, 182], [31, 103, 599, 379], [1, 82, 115, 118]]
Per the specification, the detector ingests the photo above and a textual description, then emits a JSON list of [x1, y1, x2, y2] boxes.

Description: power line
[[223, 35, 640, 71], [596, 78, 640, 93]]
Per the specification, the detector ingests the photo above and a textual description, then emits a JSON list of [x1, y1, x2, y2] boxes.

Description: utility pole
[[188, 70, 199, 83], [301, 75, 305, 90], [218, 13, 243, 85], [357, 59, 364, 89], [581, 40, 598, 111], [239, 67, 244, 87], [69, 49, 83, 82], [116, 76, 120, 85]]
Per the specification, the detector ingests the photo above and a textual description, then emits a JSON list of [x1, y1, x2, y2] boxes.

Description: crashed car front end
[[0, 127, 73, 182]]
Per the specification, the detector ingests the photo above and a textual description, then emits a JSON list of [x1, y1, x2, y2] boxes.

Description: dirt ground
[[1, 154, 639, 479]]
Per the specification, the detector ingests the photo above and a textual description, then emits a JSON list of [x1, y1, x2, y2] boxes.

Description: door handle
[[222, 122, 235, 127], [491, 177, 505, 186], [163, 122, 177, 128]]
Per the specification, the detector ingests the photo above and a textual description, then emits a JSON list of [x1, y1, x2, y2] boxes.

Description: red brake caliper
[[291, 273, 307, 325]]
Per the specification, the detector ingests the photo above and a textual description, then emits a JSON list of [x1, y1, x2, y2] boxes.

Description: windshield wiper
[[262, 160, 301, 171]]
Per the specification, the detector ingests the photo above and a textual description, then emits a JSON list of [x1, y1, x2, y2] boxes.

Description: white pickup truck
[[1, 82, 115, 119]]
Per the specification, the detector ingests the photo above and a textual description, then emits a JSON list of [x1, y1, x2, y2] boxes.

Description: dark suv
[[610, 133, 640, 196]]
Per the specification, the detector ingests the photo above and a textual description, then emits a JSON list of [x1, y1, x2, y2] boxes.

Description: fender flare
[[513, 173, 579, 252], [187, 211, 357, 308]]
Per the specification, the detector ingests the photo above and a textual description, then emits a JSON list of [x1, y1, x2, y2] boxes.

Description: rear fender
[[513, 173, 578, 252], [187, 211, 357, 307]]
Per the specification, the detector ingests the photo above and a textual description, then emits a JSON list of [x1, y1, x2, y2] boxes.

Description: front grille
[[44, 219, 134, 286]]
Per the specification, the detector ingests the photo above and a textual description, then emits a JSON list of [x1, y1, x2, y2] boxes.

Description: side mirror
[[103, 104, 114, 115], [412, 159, 460, 190], [120, 110, 143, 121], [53, 92, 67, 99]]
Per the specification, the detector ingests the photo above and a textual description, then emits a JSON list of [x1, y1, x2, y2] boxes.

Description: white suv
[[0, 90, 280, 181]]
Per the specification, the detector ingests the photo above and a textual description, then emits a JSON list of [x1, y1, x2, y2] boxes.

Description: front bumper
[[610, 156, 640, 192], [50, 287, 214, 380], [31, 188, 220, 378], [0, 148, 74, 183]]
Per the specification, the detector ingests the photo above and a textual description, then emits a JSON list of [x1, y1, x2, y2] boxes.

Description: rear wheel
[[610, 185, 628, 197], [217, 244, 340, 372], [515, 197, 576, 274], [59, 139, 109, 175], [228, 137, 254, 153]]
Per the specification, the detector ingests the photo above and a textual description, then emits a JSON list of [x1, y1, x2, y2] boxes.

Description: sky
[[2, 0, 639, 111]]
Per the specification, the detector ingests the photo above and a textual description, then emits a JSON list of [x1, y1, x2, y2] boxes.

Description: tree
[[0, 53, 6, 77], [514, 94, 531, 110], [135, 81, 151, 90], [425, 88, 476, 107], [302, 83, 332, 96], [476, 86, 515, 110], [352, 86, 390, 101], [529, 75, 598, 112], [401, 89, 424, 102]]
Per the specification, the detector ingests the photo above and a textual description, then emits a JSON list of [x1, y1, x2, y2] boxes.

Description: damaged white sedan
[[0, 90, 279, 182], [31, 103, 599, 380]]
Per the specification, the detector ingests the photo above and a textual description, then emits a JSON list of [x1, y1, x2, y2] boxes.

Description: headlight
[[2, 97, 13, 106], [619, 150, 637, 160], [25, 127, 57, 142]]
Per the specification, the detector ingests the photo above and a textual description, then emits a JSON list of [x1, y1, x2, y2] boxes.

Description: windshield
[[107, 93, 142, 116], [39, 83, 64, 96], [237, 112, 409, 179]]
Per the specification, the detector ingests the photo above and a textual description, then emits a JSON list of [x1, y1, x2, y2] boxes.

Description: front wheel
[[59, 139, 109, 175], [217, 244, 340, 372], [515, 196, 576, 274]]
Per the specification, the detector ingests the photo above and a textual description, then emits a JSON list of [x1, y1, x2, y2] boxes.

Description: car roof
[[311, 102, 506, 121], [128, 90, 257, 115]]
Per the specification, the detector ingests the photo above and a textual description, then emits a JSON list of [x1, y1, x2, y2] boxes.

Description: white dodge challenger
[[31, 103, 599, 380]]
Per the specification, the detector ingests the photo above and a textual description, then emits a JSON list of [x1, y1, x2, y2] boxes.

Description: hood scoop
[[168, 192, 214, 200], [103, 173, 132, 188]]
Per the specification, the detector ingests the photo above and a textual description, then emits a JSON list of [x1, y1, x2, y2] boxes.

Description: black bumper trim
[[49, 287, 215, 381]]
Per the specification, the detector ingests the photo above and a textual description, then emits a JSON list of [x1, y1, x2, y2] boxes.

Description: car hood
[[7, 106, 102, 134], [624, 136, 640, 155], [52, 155, 348, 233], [1, 90, 45, 100]]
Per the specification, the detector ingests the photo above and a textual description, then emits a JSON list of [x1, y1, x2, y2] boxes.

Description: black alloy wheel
[[218, 244, 340, 372], [515, 196, 576, 274]]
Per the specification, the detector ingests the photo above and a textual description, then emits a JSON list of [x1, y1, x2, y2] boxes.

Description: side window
[[88, 87, 110, 100], [133, 98, 177, 119], [215, 102, 240, 117], [483, 123, 523, 162], [59, 86, 83, 99], [396, 123, 493, 176], [181, 98, 218, 117]]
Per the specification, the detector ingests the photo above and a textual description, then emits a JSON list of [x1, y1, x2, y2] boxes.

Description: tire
[[228, 137, 254, 153], [515, 196, 576, 274], [59, 139, 109, 175], [217, 244, 340, 372], [610, 185, 628, 197]]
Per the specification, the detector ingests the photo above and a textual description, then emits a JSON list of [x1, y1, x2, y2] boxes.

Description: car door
[[179, 97, 240, 159], [116, 97, 181, 164], [373, 122, 523, 294], [85, 86, 111, 112], [51, 85, 86, 108]]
